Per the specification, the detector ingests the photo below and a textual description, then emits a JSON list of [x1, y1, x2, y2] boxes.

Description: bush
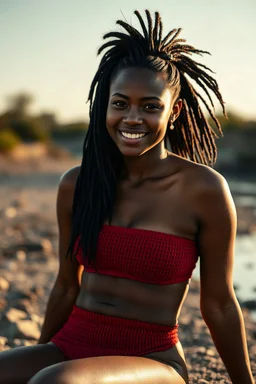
[[0, 129, 20, 152], [11, 119, 50, 142]]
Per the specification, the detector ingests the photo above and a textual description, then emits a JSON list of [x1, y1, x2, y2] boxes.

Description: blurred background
[[0, 0, 255, 336]]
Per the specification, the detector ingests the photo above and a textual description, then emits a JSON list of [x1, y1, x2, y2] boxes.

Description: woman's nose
[[123, 107, 143, 125]]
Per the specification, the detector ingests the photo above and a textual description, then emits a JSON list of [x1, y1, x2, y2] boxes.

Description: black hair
[[68, 10, 226, 264]]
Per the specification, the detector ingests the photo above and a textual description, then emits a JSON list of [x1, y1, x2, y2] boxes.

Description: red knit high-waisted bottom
[[51, 305, 179, 360]]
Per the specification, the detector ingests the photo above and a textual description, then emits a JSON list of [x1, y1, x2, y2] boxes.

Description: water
[[193, 234, 256, 300]]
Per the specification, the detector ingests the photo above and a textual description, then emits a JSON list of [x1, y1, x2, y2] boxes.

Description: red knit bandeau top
[[75, 225, 198, 285]]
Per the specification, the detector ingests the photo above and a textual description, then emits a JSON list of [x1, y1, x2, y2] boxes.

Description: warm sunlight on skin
[[103, 370, 159, 382], [106, 68, 182, 159]]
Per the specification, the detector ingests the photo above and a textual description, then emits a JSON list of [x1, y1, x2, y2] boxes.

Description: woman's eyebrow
[[111, 92, 162, 101]]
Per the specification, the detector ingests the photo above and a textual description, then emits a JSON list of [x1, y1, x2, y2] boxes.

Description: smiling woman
[[106, 68, 181, 157], [0, 9, 254, 384]]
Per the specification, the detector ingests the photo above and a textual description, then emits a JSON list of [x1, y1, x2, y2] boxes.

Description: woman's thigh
[[0, 343, 66, 384], [28, 355, 186, 384]]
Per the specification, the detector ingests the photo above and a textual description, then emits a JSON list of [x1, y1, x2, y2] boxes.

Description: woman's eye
[[112, 101, 126, 108], [144, 104, 161, 110]]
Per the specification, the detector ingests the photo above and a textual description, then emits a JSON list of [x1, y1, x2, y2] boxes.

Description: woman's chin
[[118, 147, 145, 157]]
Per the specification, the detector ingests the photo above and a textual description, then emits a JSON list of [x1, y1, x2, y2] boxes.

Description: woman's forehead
[[109, 67, 170, 97]]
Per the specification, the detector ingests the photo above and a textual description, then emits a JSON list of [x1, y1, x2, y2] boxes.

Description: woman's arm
[[38, 166, 82, 344], [195, 168, 254, 384]]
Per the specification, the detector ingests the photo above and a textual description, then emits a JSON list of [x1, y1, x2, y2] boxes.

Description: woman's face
[[106, 67, 179, 158]]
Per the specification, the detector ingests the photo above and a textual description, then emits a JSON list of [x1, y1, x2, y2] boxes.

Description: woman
[[0, 10, 253, 384]]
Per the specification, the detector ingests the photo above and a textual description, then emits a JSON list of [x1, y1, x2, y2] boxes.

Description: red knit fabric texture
[[51, 305, 179, 360], [76, 225, 198, 285]]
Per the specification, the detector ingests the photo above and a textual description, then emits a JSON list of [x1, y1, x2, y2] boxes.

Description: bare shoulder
[[172, 154, 230, 197], [59, 165, 81, 187], [183, 160, 236, 226], [170, 154, 236, 219], [57, 165, 81, 212], [189, 162, 228, 193]]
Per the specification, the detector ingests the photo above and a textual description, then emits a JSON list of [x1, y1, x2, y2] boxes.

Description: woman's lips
[[118, 130, 148, 145]]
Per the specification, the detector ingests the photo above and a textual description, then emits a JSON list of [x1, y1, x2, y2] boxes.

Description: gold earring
[[170, 117, 175, 130]]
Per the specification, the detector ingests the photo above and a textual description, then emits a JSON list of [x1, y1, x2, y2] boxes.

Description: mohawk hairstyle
[[69, 10, 226, 263]]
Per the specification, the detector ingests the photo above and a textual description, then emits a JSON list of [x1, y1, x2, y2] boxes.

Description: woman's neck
[[122, 145, 169, 183]]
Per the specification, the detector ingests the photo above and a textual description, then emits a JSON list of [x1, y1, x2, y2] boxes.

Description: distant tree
[[0, 92, 51, 142], [38, 113, 58, 133], [6, 92, 34, 119], [0, 112, 12, 130], [11, 118, 49, 142], [0, 129, 20, 152]]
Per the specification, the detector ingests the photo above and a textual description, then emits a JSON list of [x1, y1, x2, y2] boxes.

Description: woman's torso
[[74, 154, 201, 378]]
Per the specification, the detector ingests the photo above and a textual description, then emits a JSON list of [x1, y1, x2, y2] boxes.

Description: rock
[[23, 340, 37, 346], [31, 313, 43, 325], [0, 336, 8, 346], [15, 250, 27, 262], [0, 271, 14, 283], [6, 290, 31, 302], [16, 320, 40, 340], [206, 348, 216, 356], [13, 299, 34, 314], [195, 347, 207, 355], [0, 316, 40, 340], [13, 338, 23, 347], [181, 314, 192, 326], [5, 308, 27, 322], [0, 277, 10, 291], [40, 239, 53, 254], [5, 260, 18, 271], [4, 207, 17, 218]]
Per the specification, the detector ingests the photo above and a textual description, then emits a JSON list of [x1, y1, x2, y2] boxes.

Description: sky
[[0, 0, 256, 123]]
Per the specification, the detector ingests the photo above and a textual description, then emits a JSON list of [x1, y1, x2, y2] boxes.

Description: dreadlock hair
[[69, 9, 226, 264]]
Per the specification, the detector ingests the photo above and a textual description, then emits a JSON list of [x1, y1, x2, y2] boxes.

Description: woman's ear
[[169, 98, 183, 125]]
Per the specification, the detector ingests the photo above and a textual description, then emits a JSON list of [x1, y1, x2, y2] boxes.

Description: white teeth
[[121, 132, 146, 139]]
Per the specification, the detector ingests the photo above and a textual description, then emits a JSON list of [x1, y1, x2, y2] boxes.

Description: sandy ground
[[0, 153, 255, 383]]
